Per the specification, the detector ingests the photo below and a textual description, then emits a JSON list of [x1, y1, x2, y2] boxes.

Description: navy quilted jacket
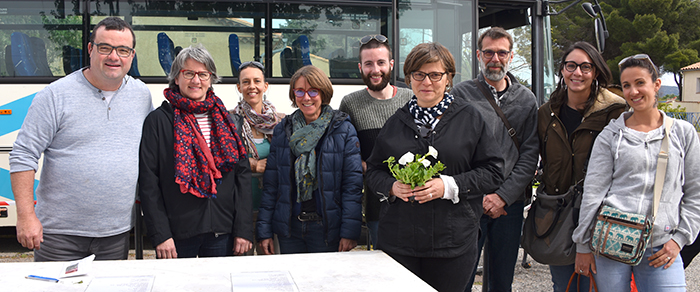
[[256, 109, 363, 242]]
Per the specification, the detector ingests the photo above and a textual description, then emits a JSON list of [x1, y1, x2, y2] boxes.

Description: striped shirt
[[194, 112, 212, 146]]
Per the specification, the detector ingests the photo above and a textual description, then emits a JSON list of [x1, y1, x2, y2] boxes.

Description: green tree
[[550, 0, 700, 100]]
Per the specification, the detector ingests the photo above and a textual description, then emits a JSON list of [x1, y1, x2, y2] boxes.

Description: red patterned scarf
[[164, 88, 246, 198]]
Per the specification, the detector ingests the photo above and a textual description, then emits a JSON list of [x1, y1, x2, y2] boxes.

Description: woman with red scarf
[[139, 45, 253, 259]]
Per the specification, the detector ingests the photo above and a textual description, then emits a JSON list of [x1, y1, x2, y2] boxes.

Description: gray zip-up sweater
[[9, 69, 153, 237], [451, 72, 539, 205], [573, 111, 700, 253]]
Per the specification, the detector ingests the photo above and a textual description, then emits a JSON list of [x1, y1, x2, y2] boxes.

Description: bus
[[0, 0, 558, 227]]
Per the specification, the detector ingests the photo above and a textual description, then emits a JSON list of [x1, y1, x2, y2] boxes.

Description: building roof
[[681, 61, 700, 71]]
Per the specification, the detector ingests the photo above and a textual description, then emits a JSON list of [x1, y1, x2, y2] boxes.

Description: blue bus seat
[[128, 53, 140, 77], [10, 32, 39, 76], [293, 35, 312, 66], [62, 46, 83, 75], [280, 47, 294, 77], [29, 37, 52, 76], [157, 32, 175, 74], [228, 34, 241, 77], [5, 45, 15, 76]]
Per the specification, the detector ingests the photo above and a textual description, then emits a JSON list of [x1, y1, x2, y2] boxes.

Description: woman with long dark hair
[[537, 41, 627, 291]]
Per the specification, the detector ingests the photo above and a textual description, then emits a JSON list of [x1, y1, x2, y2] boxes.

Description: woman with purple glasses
[[256, 65, 363, 254]]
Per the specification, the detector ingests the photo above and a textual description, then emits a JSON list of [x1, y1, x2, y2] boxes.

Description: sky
[[661, 72, 676, 86]]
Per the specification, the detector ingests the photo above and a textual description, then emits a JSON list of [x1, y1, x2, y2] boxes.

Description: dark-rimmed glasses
[[481, 50, 511, 60], [563, 61, 594, 74], [179, 70, 212, 81], [360, 34, 388, 45], [618, 54, 659, 77], [239, 61, 265, 72], [91, 42, 134, 58], [293, 88, 320, 98], [411, 71, 447, 82]]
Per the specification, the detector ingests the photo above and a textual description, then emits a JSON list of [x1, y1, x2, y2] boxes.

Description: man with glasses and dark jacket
[[339, 35, 412, 249], [452, 27, 539, 292]]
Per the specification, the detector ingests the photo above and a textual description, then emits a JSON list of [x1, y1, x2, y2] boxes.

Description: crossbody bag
[[589, 116, 673, 265], [474, 79, 520, 150]]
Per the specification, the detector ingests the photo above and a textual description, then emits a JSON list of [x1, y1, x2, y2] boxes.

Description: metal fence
[[666, 112, 700, 131]]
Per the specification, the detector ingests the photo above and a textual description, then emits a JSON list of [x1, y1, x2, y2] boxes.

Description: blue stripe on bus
[[0, 92, 37, 137], [0, 167, 39, 202]]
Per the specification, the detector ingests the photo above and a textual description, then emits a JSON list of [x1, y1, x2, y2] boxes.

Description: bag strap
[[474, 79, 520, 151], [566, 272, 599, 292], [653, 116, 673, 219]]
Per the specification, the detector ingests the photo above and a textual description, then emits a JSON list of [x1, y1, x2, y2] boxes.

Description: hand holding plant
[[384, 146, 446, 189]]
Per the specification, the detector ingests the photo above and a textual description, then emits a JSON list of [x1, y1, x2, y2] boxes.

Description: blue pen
[[26, 275, 59, 283]]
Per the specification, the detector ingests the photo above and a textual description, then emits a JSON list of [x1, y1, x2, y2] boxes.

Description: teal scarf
[[290, 105, 334, 203]]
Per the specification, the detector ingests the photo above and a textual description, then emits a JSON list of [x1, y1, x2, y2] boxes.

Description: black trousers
[[387, 250, 475, 292], [681, 236, 700, 269]]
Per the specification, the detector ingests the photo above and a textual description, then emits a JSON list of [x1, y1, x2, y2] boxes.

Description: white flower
[[421, 159, 431, 168], [398, 152, 414, 165], [427, 146, 438, 159]]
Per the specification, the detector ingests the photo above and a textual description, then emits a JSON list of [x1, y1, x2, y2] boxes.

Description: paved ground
[[2, 228, 698, 290]]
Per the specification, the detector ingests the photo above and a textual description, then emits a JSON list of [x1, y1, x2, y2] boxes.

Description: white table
[[0, 250, 436, 291]]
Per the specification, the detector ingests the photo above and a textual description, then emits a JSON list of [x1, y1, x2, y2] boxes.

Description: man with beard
[[452, 27, 539, 292], [339, 34, 412, 250]]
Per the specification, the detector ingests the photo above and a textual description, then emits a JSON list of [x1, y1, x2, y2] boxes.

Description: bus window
[[0, 0, 82, 77], [90, 1, 266, 78], [270, 3, 389, 78], [397, 0, 474, 84]]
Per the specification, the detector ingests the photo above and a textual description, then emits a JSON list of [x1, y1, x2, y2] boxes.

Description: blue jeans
[[593, 245, 685, 292], [550, 264, 590, 292], [466, 201, 524, 292], [277, 219, 338, 254], [174, 233, 233, 258], [367, 220, 379, 250]]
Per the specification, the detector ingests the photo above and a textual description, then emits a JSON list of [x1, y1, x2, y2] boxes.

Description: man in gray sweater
[[9, 17, 152, 261], [451, 27, 539, 292], [339, 35, 412, 249]]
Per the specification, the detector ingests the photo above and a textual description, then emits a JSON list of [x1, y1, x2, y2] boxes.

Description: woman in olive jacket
[[537, 41, 626, 292]]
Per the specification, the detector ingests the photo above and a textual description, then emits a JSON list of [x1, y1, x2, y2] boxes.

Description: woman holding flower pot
[[366, 42, 505, 292]]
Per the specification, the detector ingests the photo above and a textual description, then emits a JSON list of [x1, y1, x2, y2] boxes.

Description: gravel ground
[[470, 248, 700, 291], [1, 229, 698, 291]]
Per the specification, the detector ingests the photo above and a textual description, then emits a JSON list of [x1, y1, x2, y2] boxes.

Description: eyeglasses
[[360, 34, 388, 45], [91, 42, 134, 58], [239, 61, 265, 72], [618, 54, 659, 77], [481, 50, 511, 60], [179, 70, 212, 81], [411, 71, 447, 82], [563, 61, 594, 74], [293, 88, 320, 98]]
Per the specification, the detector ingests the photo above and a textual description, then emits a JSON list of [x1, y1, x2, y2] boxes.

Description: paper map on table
[[85, 275, 155, 292], [231, 270, 299, 292]]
